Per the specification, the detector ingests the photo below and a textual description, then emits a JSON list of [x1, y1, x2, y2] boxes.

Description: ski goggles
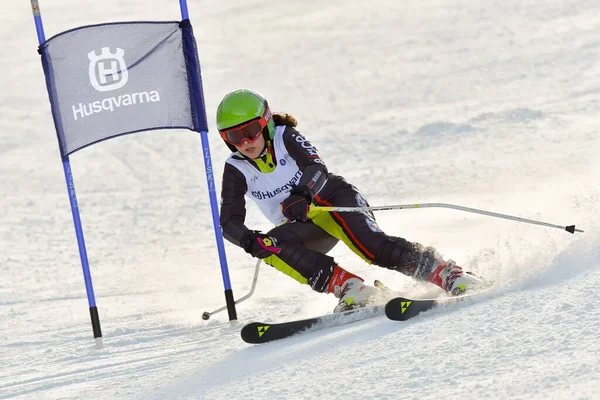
[[219, 106, 272, 147]]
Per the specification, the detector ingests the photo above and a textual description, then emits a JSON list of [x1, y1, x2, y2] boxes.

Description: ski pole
[[202, 259, 262, 320], [310, 203, 583, 234]]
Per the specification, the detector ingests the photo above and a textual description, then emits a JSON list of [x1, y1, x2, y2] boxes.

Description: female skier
[[217, 89, 483, 312]]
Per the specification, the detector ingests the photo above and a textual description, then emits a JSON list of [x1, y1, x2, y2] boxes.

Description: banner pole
[[179, 0, 189, 19], [31, 0, 104, 348], [178, 0, 237, 320]]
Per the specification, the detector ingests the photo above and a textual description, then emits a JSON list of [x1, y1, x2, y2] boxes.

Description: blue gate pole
[[30, 0, 104, 348], [179, 0, 237, 321]]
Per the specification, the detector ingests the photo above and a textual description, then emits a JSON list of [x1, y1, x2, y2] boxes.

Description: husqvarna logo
[[72, 46, 161, 121], [88, 47, 128, 92]]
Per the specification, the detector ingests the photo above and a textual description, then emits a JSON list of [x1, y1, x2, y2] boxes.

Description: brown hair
[[272, 112, 298, 127]]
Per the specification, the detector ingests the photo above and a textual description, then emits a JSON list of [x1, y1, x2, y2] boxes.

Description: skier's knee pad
[[374, 237, 442, 281]]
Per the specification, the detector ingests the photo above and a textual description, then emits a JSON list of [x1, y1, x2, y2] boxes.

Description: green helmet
[[216, 89, 276, 152]]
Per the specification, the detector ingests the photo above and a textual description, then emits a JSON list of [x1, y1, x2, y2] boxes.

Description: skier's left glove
[[244, 231, 281, 259], [281, 186, 312, 222]]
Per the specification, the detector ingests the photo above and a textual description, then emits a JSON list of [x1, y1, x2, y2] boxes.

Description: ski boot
[[328, 265, 381, 312], [428, 259, 486, 296]]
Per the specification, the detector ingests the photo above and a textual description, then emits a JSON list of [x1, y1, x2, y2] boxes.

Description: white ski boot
[[429, 259, 486, 295], [328, 266, 381, 312]]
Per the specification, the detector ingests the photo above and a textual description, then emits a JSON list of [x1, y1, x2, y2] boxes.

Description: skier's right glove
[[244, 231, 281, 259], [281, 186, 312, 222]]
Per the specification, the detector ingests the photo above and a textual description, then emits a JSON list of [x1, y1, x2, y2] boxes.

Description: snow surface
[[1, 0, 600, 399]]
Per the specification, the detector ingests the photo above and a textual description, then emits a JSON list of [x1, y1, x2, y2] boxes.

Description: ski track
[[2, 0, 600, 399]]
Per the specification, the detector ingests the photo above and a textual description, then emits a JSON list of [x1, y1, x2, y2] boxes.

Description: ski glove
[[244, 231, 281, 259], [281, 187, 312, 222]]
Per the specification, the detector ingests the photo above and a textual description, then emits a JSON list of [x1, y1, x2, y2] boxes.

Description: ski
[[385, 297, 439, 321], [385, 289, 490, 321], [241, 282, 492, 342], [240, 303, 386, 344]]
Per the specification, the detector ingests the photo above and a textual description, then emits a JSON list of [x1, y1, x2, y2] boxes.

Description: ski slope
[[1, 0, 599, 399]]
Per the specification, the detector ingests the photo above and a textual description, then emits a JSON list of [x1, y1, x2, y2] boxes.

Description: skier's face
[[237, 131, 265, 159]]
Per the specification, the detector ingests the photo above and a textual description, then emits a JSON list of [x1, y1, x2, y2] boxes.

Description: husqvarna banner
[[39, 20, 208, 157]]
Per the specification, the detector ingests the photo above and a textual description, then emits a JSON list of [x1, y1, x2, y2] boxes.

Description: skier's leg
[[312, 185, 483, 295], [261, 222, 378, 305]]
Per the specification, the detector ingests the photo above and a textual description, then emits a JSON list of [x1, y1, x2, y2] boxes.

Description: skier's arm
[[282, 127, 328, 198], [220, 163, 254, 249]]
